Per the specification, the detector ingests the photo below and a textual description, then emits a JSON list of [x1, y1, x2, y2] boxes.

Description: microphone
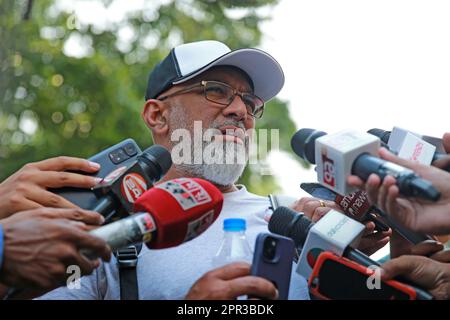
[[92, 144, 172, 220], [368, 128, 450, 172], [300, 182, 432, 244], [268, 206, 433, 300], [134, 177, 223, 249], [86, 177, 223, 253], [291, 128, 440, 201], [301, 182, 389, 230]]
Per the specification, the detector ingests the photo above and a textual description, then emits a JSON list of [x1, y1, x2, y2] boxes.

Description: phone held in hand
[[308, 251, 418, 300], [251, 233, 295, 300], [51, 138, 142, 213]]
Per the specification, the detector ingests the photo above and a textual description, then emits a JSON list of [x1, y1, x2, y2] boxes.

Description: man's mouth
[[215, 126, 246, 145]]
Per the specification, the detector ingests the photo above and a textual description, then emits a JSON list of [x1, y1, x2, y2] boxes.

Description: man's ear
[[142, 99, 169, 136]]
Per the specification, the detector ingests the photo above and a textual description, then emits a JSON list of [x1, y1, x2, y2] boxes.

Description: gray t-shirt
[[37, 185, 310, 300]]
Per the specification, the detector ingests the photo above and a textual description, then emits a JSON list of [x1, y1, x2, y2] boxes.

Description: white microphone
[[315, 130, 380, 195], [368, 127, 450, 172], [268, 206, 434, 300], [291, 128, 441, 201], [388, 127, 436, 165], [295, 209, 365, 280]]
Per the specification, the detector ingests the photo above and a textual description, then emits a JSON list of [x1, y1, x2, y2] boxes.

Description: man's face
[[164, 66, 255, 134], [161, 66, 257, 187]]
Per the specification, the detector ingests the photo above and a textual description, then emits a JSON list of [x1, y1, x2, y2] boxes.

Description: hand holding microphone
[[84, 177, 224, 255], [348, 147, 450, 235], [289, 197, 391, 256], [268, 206, 434, 300], [369, 128, 450, 172], [0, 208, 111, 290], [291, 128, 441, 201]]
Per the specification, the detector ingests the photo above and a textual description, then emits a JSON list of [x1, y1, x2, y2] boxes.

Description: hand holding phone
[[250, 233, 295, 300], [52, 139, 142, 219], [309, 251, 421, 300]]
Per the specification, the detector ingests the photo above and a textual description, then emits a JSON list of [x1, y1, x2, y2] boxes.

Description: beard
[[168, 104, 249, 187], [176, 140, 247, 187]]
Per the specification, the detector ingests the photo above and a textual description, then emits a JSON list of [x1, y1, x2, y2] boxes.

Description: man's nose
[[221, 94, 247, 121]]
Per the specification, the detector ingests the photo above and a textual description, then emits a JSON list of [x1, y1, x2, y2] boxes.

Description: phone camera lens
[[109, 148, 129, 164], [263, 237, 277, 261], [124, 143, 138, 156]]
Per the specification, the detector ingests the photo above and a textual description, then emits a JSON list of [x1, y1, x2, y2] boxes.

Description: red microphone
[[135, 177, 223, 249], [87, 178, 223, 253]]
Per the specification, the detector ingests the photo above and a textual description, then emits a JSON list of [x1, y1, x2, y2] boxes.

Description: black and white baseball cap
[[145, 40, 284, 102]]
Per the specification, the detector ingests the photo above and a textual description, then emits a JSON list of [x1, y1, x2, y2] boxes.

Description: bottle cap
[[223, 218, 246, 232]]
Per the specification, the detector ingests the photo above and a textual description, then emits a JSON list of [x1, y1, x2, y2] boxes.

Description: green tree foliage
[[0, 0, 306, 195]]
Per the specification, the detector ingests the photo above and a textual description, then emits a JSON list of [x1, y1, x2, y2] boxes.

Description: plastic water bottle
[[212, 218, 253, 268]]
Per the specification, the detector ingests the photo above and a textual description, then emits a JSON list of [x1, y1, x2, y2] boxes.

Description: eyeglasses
[[158, 80, 265, 119]]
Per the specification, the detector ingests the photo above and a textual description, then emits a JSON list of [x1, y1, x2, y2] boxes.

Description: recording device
[[5, 178, 223, 300], [84, 177, 223, 256], [91, 144, 172, 221], [368, 127, 450, 172], [291, 128, 440, 201], [309, 251, 418, 300], [300, 182, 389, 232], [268, 206, 433, 300], [52, 139, 142, 210], [251, 233, 295, 300], [134, 177, 223, 249], [300, 182, 432, 244]]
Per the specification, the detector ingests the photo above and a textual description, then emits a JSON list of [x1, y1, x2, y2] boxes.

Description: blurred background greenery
[[0, 0, 305, 195]]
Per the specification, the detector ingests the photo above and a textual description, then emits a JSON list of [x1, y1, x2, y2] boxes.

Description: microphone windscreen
[[134, 178, 223, 249], [367, 128, 391, 144], [138, 144, 172, 179], [269, 206, 313, 247], [291, 129, 326, 164]]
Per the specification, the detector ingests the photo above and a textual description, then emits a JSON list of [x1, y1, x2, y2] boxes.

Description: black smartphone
[[250, 233, 295, 300], [308, 251, 419, 300], [52, 138, 142, 213]]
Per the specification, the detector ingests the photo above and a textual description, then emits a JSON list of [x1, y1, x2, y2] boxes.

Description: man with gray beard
[[36, 40, 310, 300]]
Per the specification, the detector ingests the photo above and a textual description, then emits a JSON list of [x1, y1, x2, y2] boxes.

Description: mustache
[[210, 119, 246, 131]]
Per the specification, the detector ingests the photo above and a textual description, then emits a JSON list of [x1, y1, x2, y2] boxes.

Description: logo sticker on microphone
[[184, 209, 216, 242], [321, 153, 336, 188], [339, 191, 370, 218], [121, 173, 148, 203], [155, 178, 212, 210], [136, 213, 156, 242]]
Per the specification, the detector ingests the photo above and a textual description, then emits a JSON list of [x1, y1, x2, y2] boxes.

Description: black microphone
[[368, 128, 450, 172], [92, 144, 172, 221], [269, 207, 375, 267], [291, 128, 440, 201], [268, 206, 433, 300]]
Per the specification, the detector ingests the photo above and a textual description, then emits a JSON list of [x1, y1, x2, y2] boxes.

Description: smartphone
[[250, 233, 295, 300], [300, 182, 433, 243], [308, 251, 418, 300], [51, 138, 142, 213], [300, 182, 390, 232]]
